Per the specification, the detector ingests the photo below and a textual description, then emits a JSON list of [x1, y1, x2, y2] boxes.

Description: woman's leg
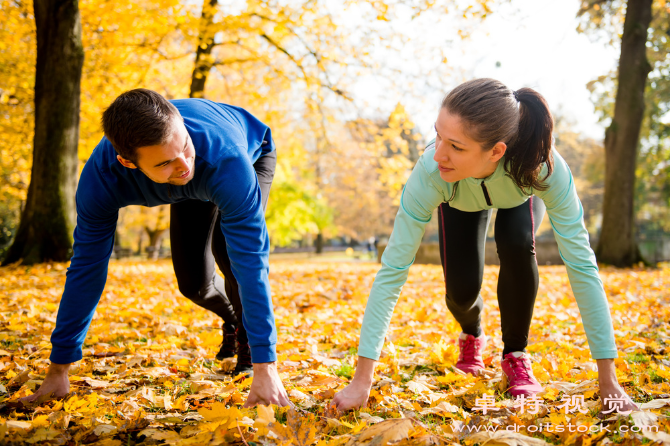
[[494, 196, 545, 356], [437, 202, 491, 336]]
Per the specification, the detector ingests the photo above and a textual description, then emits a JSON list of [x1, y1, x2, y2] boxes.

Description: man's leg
[[170, 200, 238, 351], [211, 150, 277, 373]]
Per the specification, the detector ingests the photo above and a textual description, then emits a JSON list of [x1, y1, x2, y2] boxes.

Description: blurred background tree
[[578, 0, 669, 266], [5, 0, 667, 263], [2, 0, 84, 265], [0, 0, 499, 260]]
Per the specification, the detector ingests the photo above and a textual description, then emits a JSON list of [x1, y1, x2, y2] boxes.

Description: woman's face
[[433, 107, 506, 183]]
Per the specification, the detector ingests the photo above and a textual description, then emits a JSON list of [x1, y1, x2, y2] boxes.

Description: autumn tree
[[0, 0, 502, 255], [578, 0, 660, 266], [0, 1, 35, 258], [3, 0, 84, 265], [322, 104, 422, 240]]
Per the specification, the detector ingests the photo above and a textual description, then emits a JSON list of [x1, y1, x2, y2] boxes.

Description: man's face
[[117, 117, 196, 186]]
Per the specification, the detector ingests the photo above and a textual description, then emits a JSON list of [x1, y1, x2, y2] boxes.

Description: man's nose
[[175, 154, 190, 171]]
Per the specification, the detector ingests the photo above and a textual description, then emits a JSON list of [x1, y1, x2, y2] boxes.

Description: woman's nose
[[434, 141, 448, 163]]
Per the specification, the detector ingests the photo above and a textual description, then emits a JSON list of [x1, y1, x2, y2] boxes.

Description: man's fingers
[[19, 394, 37, 403]]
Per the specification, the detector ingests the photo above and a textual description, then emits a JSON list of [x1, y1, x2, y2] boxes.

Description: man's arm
[[23, 163, 118, 401], [207, 154, 287, 405]]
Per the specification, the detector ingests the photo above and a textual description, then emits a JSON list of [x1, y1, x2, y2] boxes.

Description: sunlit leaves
[[0, 260, 668, 443]]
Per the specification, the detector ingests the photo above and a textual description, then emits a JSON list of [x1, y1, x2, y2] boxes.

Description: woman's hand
[[20, 362, 71, 403], [331, 356, 376, 412], [596, 358, 639, 414]]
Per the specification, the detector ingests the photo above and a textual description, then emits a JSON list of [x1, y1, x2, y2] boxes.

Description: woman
[[331, 78, 637, 413]]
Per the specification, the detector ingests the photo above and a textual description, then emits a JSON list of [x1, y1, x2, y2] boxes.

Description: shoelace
[[506, 355, 532, 380], [237, 343, 252, 365], [459, 337, 476, 361], [223, 331, 237, 344]]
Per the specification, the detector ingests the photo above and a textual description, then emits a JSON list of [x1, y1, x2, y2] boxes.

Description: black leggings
[[437, 197, 545, 357], [170, 150, 276, 346]]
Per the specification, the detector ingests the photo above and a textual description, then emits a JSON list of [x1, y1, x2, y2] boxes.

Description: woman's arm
[[357, 152, 446, 361], [332, 152, 445, 411], [537, 151, 635, 410], [597, 359, 639, 413]]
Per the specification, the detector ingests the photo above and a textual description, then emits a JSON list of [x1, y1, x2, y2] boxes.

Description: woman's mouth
[[438, 165, 454, 173]]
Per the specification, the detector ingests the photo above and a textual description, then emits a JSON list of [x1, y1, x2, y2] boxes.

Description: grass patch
[[334, 363, 355, 379], [626, 353, 649, 363]]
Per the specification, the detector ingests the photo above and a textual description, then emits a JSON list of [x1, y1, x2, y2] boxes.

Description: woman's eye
[[452, 144, 462, 151]]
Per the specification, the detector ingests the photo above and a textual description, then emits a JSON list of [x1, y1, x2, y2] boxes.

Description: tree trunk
[[3, 0, 84, 265], [189, 0, 218, 99], [144, 206, 168, 260], [595, 0, 652, 267], [144, 228, 167, 260], [315, 233, 324, 254]]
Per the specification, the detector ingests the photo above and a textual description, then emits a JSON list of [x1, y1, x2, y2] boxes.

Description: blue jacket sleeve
[[50, 163, 118, 364], [206, 152, 276, 363]]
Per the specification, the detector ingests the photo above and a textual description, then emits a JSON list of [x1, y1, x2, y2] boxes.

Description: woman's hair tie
[[513, 90, 520, 102]]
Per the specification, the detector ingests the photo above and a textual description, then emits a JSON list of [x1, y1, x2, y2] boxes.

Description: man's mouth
[[175, 170, 190, 179]]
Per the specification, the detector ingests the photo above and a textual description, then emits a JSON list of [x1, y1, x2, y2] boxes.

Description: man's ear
[[117, 155, 138, 169], [489, 142, 507, 163]]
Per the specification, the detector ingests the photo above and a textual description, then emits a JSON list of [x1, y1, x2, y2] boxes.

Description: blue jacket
[[50, 99, 277, 364]]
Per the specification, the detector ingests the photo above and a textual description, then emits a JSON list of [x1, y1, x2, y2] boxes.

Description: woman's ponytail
[[441, 79, 555, 192], [505, 88, 554, 191]]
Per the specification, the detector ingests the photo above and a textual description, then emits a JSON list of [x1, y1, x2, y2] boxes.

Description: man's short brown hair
[[102, 89, 182, 163]]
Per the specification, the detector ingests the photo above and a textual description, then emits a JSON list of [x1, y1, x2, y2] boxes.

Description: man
[[25, 89, 290, 406]]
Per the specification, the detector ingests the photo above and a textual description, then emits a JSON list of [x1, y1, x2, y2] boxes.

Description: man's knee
[[176, 276, 215, 303]]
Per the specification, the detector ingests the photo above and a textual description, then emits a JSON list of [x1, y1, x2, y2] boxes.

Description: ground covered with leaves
[[0, 260, 669, 445]]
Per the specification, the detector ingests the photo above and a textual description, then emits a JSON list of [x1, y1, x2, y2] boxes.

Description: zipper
[[447, 181, 459, 202], [167, 184, 172, 199], [480, 181, 492, 206]]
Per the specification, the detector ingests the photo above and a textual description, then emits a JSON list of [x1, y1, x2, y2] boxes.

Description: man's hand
[[244, 362, 290, 407], [20, 362, 71, 403], [597, 358, 639, 414]]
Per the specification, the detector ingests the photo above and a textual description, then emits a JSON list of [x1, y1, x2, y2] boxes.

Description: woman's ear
[[489, 142, 507, 163], [117, 155, 138, 169]]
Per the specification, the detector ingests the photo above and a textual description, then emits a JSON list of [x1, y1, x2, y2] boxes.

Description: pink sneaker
[[454, 333, 487, 375], [501, 352, 543, 397]]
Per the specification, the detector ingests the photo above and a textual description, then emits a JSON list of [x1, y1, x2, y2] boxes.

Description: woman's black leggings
[[437, 197, 545, 357], [169, 150, 276, 346]]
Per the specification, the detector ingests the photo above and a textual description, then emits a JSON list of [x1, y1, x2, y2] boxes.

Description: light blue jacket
[[358, 142, 617, 361]]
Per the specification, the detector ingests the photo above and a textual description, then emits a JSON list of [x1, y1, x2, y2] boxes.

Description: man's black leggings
[[437, 197, 545, 357], [169, 150, 276, 346]]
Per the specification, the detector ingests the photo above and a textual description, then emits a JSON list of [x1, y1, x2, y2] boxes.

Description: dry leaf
[[350, 418, 412, 445]]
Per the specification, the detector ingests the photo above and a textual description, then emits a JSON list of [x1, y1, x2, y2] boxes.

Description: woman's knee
[[445, 282, 483, 310], [495, 231, 535, 258]]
